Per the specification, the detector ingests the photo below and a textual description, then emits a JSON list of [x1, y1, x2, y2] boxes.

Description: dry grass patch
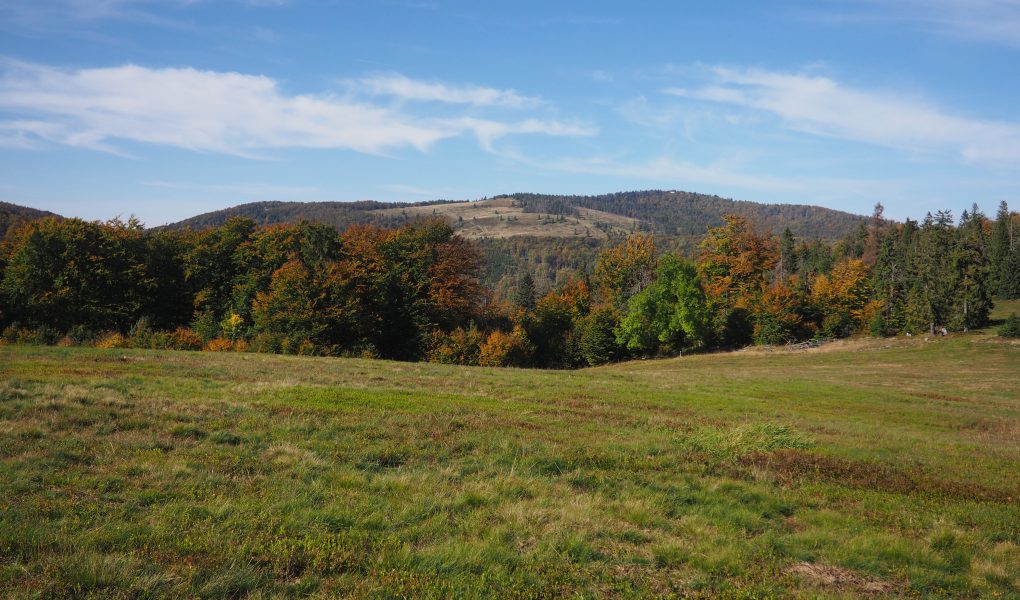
[[787, 561, 899, 596]]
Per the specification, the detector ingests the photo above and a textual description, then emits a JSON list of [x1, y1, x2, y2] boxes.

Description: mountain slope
[[165, 190, 866, 241], [0, 202, 61, 240]]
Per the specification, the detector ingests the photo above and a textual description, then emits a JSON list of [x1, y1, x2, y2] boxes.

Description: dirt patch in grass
[[787, 561, 898, 596], [740, 449, 1016, 503]]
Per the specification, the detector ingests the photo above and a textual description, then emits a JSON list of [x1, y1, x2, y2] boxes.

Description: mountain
[[0, 202, 61, 240], [165, 190, 866, 241]]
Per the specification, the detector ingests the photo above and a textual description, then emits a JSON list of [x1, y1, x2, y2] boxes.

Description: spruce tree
[[989, 201, 1011, 297], [873, 230, 906, 331], [1003, 243, 1020, 300], [779, 228, 797, 280], [513, 272, 536, 311], [907, 211, 957, 335], [953, 207, 992, 330]]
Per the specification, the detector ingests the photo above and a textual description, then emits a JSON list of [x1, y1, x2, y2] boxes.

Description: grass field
[[2, 305, 1019, 598], [375, 197, 639, 240]]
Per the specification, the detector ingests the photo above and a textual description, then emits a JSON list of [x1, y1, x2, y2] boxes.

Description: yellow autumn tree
[[810, 258, 878, 337], [593, 233, 656, 307]]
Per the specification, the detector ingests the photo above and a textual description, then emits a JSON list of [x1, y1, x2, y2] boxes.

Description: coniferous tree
[[872, 228, 907, 332], [989, 201, 1013, 298], [1003, 243, 1020, 299], [953, 207, 992, 330], [779, 227, 797, 280], [513, 272, 536, 311], [906, 212, 958, 335]]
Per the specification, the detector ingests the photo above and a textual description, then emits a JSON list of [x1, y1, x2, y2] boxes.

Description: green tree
[[779, 227, 797, 279], [953, 207, 993, 330], [0, 217, 155, 332], [579, 305, 621, 366], [513, 272, 537, 311], [617, 255, 711, 355], [989, 201, 1011, 296], [906, 211, 958, 334]]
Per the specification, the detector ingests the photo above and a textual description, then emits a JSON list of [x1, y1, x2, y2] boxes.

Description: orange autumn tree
[[697, 215, 779, 345], [427, 235, 485, 330]]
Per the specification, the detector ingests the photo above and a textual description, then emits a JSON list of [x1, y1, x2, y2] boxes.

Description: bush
[[67, 325, 96, 346], [753, 313, 794, 346], [0, 326, 61, 346], [478, 325, 533, 367], [170, 328, 203, 351], [205, 338, 234, 352], [250, 332, 283, 354], [1, 325, 19, 344], [999, 313, 1020, 338], [427, 325, 484, 365], [128, 318, 155, 348], [95, 332, 128, 349]]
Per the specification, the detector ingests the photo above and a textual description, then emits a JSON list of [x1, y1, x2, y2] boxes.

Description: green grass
[[1, 325, 1019, 598]]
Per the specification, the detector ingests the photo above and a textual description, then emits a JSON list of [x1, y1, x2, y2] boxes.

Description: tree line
[[1, 201, 1017, 367]]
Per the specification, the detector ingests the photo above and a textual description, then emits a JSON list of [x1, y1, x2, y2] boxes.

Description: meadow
[[1, 303, 1019, 598]]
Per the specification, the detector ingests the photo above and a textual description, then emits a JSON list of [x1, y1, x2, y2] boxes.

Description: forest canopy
[[1, 201, 1018, 367]]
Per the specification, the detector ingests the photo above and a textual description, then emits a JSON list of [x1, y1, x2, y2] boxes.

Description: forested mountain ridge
[[163, 190, 866, 241], [0, 202, 60, 239], [507, 190, 866, 240]]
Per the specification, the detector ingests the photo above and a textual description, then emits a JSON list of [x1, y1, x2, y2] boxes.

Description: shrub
[[427, 325, 484, 365], [95, 332, 128, 349], [205, 338, 234, 352], [169, 328, 203, 351], [67, 325, 97, 346], [128, 317, 154, 348], [478, 325, 532, 367], [999, 313, 1020, 338], [753, 313, 794, 346], [250, 332, 283, 354], [191, 309, 220, 342]]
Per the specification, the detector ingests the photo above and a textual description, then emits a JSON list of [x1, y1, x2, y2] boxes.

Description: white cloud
[[0, 61, 592, 157], [448, 117, 596, 152], [350, 73, 542, 108], [665, 67, 1020, 164]]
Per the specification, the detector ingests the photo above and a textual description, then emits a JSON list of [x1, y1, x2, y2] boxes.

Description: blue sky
[[1, 0, 1019, 225]]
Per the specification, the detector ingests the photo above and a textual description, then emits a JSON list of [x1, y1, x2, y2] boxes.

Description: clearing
[[1, 309, 1019, 597]]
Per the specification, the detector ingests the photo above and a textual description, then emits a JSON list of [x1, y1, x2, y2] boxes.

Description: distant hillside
[[166, 190, 866, 242], [508, 191, 865, 240], [0, 202, 61, 240], [164, 200, 461, 231]]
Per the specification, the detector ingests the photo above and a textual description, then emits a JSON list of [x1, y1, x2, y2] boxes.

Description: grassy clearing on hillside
[[1, 320, 1019, 597]]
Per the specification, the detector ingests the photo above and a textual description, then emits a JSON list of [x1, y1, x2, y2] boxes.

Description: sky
[[1, 0, 1019, 225]]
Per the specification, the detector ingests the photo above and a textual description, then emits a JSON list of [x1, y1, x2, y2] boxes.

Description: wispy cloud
[[2, 0, 199, 34], [447, 117, 596, 152], [806, 0, 1020, 48], [349, 73, 543, 108], [380, 183, 456, 198], [665, 66, 1020, 164], [0, 61, 593, 157], [544, 155, 799, 192], [139, 180, 320, 196]]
